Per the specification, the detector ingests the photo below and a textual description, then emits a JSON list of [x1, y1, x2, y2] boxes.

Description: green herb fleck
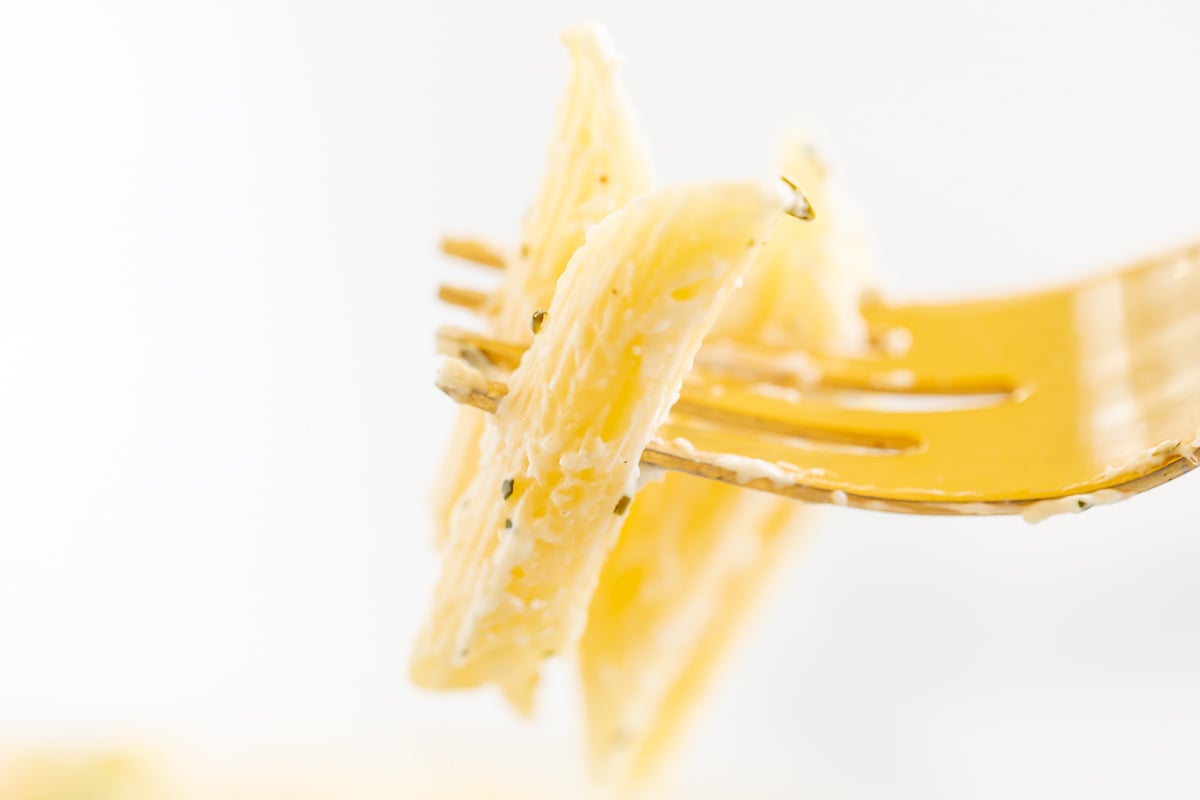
[[504, 518, 513, 529], [501, 478, 514, 500], [1076, 498, 1087, 509], [613, 495, 631, 515], [531, 310, 547, 334]]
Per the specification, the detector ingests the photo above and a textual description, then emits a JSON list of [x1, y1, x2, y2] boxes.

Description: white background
[[2, 0, 1200, 797]]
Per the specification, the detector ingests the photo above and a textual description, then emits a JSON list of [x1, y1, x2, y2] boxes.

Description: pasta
[[430, 22, 654, 558], [418, 20, 874, 790], [580, 137, 873, 787], [412, 179, 795, 707]]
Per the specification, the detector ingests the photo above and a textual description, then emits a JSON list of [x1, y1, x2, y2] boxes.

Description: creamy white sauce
[[1021, 489, 1128, 524], [1098, 436, 1200, 480], [868, 368, 917, 390], [663, 436, 817, 490], [671, 436, 697, 455], [635, 465, 667, 491], [694, 341, 821, 386], [706, 453, 795, 488], [456, 524, 535, 664], [831, 489, 849, 506], [936, 501, 1007, 515], [558, 434, 611, 473], [436, 357, 489, 403], [1183, 436, 1200, 466], [749, 381, 804, 403], [878, 327, 913, 357], [779, 460, 824, 477]]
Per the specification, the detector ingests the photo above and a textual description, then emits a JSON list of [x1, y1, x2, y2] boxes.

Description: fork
[[434, 236, 1200, 520]]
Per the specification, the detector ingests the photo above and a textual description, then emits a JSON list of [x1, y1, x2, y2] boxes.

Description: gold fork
[[435, 237, 1200, 521]]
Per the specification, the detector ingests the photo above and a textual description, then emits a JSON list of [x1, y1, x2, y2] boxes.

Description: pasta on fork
[[417, 20, 873, 791], [413, 178, 798, 707], [580, 135, 874, 786], [430, 23, 654, 560]]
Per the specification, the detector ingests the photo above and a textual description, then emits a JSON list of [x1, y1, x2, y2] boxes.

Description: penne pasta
[[423, 22, 877, 787], [579, 137, 874, 787], [430, 22, 654, 553], [412, 180, 794, 705], [711, 133, 872, 352]]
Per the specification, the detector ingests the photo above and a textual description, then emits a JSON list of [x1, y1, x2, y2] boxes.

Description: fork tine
[[436, 282, 1021, 393], [806, 292, 1063, 391], [437, 284, 489, 312], [638, 434, 900, 509], [434, 339, 939, 455], [428, 370, 1024, 516], [672, 382, 921, 451], [436, 326, 524, 369], [436, 323, 1014, 398], [438, 236, 507, 268]]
